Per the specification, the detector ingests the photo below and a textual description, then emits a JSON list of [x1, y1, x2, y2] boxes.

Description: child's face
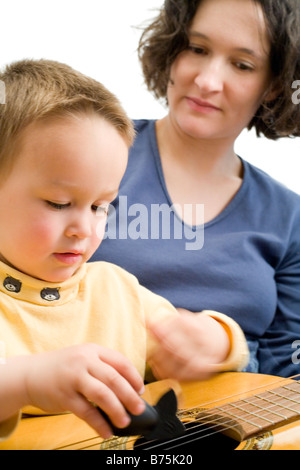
[[0, 114, 128, 282]]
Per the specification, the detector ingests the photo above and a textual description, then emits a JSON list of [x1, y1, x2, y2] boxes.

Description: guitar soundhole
[[133, 421, 237, 451]]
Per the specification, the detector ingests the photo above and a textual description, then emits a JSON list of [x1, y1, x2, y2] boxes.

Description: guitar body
[[1, 372, 300, 450]]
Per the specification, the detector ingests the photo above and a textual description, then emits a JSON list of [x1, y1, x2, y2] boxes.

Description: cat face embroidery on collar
[[40, 287, 60, 302], [3, 276, 22, 293]]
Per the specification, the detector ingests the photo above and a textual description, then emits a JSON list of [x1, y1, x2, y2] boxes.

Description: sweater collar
[[0, 261, 86, 306]]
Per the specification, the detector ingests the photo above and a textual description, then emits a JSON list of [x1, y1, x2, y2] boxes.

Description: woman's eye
[[188, 45, 206, 55], [235, 62, 254, 72], [46, 201, 70, 210]]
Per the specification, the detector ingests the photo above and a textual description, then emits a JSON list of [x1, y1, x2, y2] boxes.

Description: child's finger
[[83, 361, 145, 424], [68, 393, 114, 439], [98, 347, 145, 395]]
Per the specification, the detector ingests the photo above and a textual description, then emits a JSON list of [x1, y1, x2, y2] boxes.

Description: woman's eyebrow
[[189, 31, 209, 40], [189, 31, 266, 61]]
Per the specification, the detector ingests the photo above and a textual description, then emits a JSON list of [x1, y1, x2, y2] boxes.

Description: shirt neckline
[[148, 119, 249, 230], [0, 261, 86, 305]]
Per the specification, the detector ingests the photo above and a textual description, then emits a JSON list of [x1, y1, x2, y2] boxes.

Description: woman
[[92, 0, 300, 378]]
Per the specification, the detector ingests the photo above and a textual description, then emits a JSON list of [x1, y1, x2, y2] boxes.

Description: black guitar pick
[[98, 389, 185, 441]]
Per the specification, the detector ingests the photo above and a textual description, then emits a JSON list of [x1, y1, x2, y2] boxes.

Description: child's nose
[[65, 212, 93, 239]]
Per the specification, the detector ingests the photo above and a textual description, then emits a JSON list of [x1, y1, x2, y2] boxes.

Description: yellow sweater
[[0, 259, 248, 441], [0, 260, 177, 378]]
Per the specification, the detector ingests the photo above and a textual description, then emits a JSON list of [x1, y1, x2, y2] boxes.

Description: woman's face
[[167, 0, 272, 142]]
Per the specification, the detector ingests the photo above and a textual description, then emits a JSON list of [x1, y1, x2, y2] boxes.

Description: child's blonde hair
[[0, 59, 135, 172]]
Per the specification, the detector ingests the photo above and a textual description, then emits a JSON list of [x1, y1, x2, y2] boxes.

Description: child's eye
[[46, 201, 70, 210], [92, 204, 109, 215]]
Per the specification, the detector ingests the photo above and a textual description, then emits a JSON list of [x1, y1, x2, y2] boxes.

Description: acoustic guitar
[[1, 372, 300, 451]]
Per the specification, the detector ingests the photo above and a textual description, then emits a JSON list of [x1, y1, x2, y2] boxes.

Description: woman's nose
[[194, 59, 224, 94]]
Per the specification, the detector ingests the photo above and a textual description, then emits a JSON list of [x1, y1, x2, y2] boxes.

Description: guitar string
[[98, 409, 280, 451], [55, 376, 300, 450], [55, 412, 242, 450], [56, 387, 300, 450], [115, 418, 240, 451], [53, 415, 240, 450], [54, 395, 297, 451], [98, 411, 254, 451], [135, 387, 300, 450], [59, 389, 300, 450], [106, 385, 300, 450], [132, 405, 287, 452], [173, 375, 300, 411], [133, 412, 266, 450], [55, 435, 104, 450]]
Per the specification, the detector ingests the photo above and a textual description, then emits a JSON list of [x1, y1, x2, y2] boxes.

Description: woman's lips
[[186, 97, 221, 113], [53, 252, 83, 265]]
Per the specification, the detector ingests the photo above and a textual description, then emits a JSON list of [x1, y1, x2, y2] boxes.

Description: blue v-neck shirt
[[91, 120, 300, 378]]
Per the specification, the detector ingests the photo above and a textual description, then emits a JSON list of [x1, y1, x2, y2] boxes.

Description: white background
[[0, 0, 299, 193]]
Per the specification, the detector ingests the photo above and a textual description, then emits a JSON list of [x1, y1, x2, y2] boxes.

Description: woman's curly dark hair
[[138, 0, 300, 140]]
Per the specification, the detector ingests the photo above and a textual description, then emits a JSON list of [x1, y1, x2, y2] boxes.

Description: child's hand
[[147, 310, 230, 381], [22, 344, 145, 438]]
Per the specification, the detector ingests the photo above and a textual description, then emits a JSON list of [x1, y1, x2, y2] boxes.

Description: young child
[[0, 59, 248, 443]]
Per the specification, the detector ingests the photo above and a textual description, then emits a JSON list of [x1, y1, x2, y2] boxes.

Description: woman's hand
[[5, 344, 145, 438], [147, 309, 230, 381]]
